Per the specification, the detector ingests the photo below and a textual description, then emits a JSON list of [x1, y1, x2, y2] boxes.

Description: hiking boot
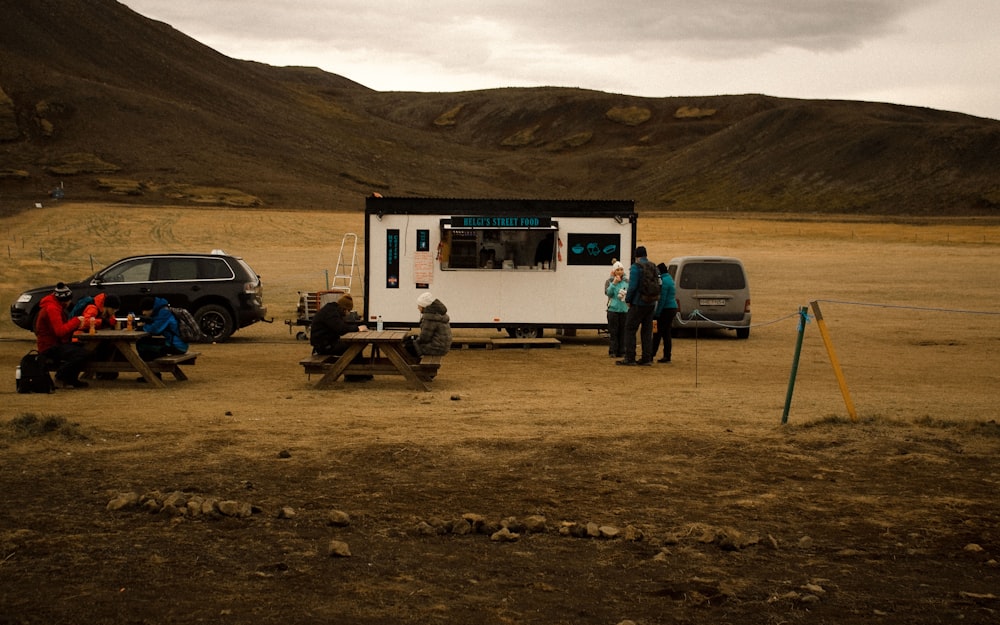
[[615, 360, 636, 366]]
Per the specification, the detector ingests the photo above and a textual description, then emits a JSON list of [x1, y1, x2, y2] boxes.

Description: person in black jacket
[[310, 294, 367, 355]]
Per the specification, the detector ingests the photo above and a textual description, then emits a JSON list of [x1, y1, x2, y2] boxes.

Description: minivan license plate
[[700, 298, 726, 306]]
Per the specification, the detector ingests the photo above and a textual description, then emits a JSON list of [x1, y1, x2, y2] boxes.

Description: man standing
[[617, 246, 660, 366], [35, 282, 89, 388]]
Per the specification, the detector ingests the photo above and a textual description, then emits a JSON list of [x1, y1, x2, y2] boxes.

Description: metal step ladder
[[331, 232, 362, 293]]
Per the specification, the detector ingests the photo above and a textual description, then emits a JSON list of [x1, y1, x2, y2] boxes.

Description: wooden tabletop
[[76, 329, 149, 340], [339, 330, 409, 343]]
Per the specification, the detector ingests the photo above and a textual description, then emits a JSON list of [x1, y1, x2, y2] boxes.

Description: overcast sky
[[122, 0, 999, 120]]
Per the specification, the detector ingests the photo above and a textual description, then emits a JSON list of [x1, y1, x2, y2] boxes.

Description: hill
[[1, 0, 999, 216]]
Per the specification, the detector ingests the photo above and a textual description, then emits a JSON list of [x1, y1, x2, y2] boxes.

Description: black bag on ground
[[17, 350, 55, 394]]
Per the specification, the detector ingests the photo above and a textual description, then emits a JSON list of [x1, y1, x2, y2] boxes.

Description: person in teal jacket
[[136, 296, 188, 361], [604, 261, 629, 358], [652, 262, 678, 363]]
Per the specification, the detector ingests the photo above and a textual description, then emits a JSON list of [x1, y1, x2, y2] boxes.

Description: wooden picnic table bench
[[68, 329, 200, 388], [299, 330, 443, 391], [83, 351, 201, 382]]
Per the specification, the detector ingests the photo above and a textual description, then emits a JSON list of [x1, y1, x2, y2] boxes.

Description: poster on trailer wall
[[414, 229, 432, 288], [386, 229, 399, 288]]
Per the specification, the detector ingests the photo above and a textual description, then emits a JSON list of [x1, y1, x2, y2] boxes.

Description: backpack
[[68, 295, 95, 318], [168, 306, 209, 343], [638, 260, 661, 304], [17, 350, 55, 394]]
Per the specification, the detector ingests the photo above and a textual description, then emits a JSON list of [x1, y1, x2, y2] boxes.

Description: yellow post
[[810, 301, 859, 422]]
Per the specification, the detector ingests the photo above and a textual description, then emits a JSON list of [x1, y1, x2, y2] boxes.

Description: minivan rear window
[[678, 263, 746, 290]]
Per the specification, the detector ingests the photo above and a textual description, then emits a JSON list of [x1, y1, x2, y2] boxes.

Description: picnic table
[[300, 330, 443, 391], [76, 329, 199, 388]]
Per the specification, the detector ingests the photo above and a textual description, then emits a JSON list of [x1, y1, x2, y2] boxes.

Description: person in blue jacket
[[619, 246, 658, 366], [652, 262, 678, 363], [136, 296, 188, 361], [604, 261, 629, 358]]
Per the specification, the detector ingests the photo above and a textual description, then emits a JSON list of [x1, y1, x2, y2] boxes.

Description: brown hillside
[[1, 0, 998, 215]]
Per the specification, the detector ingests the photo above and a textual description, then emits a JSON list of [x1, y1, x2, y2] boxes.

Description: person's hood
[[39, 293, 64, 310], [152, 296, 169, 312], [424, 299, 448, 315]]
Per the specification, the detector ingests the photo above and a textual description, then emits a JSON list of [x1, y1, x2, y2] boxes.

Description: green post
[[782, 306, 810, 424]]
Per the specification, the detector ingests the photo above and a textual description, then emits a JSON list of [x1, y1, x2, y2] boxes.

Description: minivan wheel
[[195, 304, 234, 341], [736, 327, 750, 339], [507, 327, 543, 339]]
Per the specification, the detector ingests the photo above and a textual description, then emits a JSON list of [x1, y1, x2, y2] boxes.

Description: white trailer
[[363, 197, 637, 337]]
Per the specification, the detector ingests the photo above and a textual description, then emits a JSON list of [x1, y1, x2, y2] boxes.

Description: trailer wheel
[[507, 327, 543, 339]]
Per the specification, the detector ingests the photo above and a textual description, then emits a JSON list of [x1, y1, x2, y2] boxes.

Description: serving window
[[439, 220, 558, 271]]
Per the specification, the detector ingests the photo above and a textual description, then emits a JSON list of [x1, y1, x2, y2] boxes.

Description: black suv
[[11, 251, 267, 341]]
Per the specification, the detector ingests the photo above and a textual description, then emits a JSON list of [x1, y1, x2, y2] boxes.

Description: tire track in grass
[[149, 216, 179, 247]]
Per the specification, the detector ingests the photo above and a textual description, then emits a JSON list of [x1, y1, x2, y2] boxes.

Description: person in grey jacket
[[406, 292, 452, 358]]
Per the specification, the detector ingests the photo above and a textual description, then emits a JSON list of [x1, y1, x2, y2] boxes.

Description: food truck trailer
[[363, 197, 638, 337]]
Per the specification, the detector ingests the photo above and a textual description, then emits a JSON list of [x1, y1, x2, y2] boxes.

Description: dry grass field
[[1, 204, 999, 624]]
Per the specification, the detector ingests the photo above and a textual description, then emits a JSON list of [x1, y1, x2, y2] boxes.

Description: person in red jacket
[[80, 293, 121, 330], [77, 292, 122, 379], [35, 282, 90, 388]]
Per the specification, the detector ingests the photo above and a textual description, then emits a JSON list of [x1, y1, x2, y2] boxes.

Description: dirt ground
[[1, 206, 999, 625]]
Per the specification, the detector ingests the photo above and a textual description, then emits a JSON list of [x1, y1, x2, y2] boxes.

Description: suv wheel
[[195, 304, 234, 342]]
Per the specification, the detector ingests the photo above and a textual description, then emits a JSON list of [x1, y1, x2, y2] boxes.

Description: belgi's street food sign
[[450, 216, 553, 228]]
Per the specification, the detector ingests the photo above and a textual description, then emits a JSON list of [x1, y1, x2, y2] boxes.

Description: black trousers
[[624, 303, 656, 363], [42, 342, 89, 382], [607, 310, 627, 356], [652, 307, 678, 361]]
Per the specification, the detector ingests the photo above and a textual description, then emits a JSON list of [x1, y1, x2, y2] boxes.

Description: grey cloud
[[128, 0, 929, 59], [488, 0, 928, 57]]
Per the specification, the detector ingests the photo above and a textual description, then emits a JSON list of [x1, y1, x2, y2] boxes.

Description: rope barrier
[[812, 299, 1000, 316], [674, 298, 1000, 334], [674, 309, 801, 330]]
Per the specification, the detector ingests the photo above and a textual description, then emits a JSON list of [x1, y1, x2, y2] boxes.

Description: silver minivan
[[667, 256, 751, 339]]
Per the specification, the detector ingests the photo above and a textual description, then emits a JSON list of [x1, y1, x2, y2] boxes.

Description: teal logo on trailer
[[567, 233, 620, 266]]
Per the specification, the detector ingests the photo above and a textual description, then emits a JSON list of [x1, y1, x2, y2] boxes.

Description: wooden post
[[810, 300, 859, 422]]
